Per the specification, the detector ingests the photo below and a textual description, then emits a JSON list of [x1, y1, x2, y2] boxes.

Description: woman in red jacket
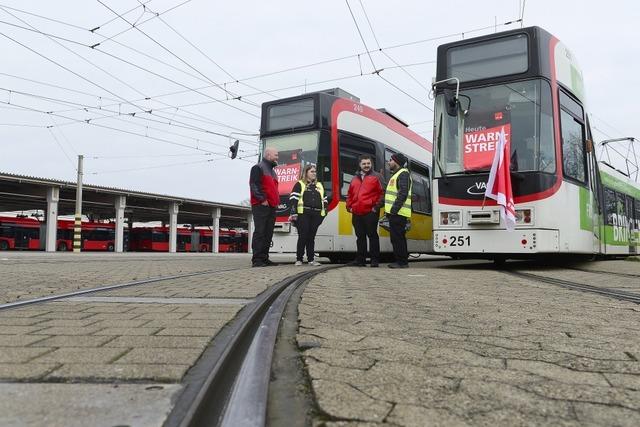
[[346, 154, 385, 267]]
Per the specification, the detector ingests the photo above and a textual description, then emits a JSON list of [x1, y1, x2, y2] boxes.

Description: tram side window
[[339, 134, 376, 198], [604, 188, 618, 225], [559, 92, 586, 183], [409, 162, 432, 215]]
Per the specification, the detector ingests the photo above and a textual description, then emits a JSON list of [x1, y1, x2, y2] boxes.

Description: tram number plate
[[448, 235, 471, 247]]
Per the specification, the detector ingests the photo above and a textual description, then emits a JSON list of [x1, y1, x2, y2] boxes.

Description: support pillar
[[246, 212, 253, 254], [114, 196, 126, 253], [212, 208, 221, 254], [45, 187, 59, 252], [169, 202, 179, 253]]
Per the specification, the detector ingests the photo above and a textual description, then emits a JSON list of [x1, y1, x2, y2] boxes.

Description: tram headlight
[[440, 211, 461, 226], [515, 208, 533, 224]]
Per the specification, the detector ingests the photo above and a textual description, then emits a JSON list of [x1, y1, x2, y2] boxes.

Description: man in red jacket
[[249, 147, 279, 267], [346, 154, 385, 267]]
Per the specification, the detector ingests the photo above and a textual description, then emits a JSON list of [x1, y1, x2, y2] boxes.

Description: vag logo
[[467, 182, 486, 195]]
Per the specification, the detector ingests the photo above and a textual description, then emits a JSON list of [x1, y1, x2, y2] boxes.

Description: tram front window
[[263, 132, 321, 214], [434, 79, 555, 177]]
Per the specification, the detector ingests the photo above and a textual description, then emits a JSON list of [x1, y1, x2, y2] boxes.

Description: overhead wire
[[0, 97, 225, 155], [46, 126, 76, 170], [0, 10, 261, 127], [343, 0, 433, 111], [0, 4, 261, 136], [96, 0, 262, 117], [0, 86, 257, 152]]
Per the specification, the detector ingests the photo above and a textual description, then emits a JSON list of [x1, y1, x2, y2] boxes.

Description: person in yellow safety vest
[[289, 164, 327, 266], [385, 152, 412, 268]]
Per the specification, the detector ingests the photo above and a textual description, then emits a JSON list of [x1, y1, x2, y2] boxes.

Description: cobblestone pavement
[[0, 253, 309, 426], [298, 259, 640, 427], [0, 253, 256, 304]]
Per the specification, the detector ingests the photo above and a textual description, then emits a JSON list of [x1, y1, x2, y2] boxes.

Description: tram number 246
[[448, 236, 471, 246]]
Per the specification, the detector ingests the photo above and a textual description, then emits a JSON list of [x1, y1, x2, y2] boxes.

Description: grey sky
[[0, 0, 637, 205]]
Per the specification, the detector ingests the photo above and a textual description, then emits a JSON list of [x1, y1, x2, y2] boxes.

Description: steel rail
[[567, 267, 640, 279], [506, 270, 640, 305], [165, 266, 335, 427], [0, 266, 250, 311]]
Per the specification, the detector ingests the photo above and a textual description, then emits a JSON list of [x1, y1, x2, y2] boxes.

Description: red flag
[[484, 127, 516, 231]]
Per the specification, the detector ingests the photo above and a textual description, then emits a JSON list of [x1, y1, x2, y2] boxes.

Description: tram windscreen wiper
[[444, 170, 487, 176]]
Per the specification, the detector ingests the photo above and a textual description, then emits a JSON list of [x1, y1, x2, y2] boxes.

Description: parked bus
[[431, 26, 639, 261], [0, 216, 41, 250], [56, 220, 119, 252], [197, 229, 240, 252], [0, 216, 122, 251], [260, 88, 433, 263], [129, 226, 193, 252]]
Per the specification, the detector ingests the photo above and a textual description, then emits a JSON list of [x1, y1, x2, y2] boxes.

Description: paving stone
[[103, 335, 211, 348], [387, 404, 471, 427], [35, 319, 101, 328], [0, 317, 48, 326], [114, 348, 205, 364], [313, 379, 393, 423], [142, 319, 231, 329], [45, 363, 191, 382], [0, 363, 60, 380], [33, 347, 128, 364], [0, 325, 49, 335], [0, 335, 49, 347], [300, 263, 640, 426], [89, 319, 152, 328], [31, 326, 105, 336], [94, 327, 163, 336], [31, 336, 116, 348], [0, 347, 54, 363], [155, 327, 222, 337]]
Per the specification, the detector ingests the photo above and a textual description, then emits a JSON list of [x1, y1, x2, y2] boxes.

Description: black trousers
[[352, 212, 380, 263], [389, 214, 408, 265], [251, 204, 276, 265], [295, 212, 323, 262]]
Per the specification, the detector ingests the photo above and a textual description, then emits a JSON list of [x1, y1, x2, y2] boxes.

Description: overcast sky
[[0, 0, 637, 205]]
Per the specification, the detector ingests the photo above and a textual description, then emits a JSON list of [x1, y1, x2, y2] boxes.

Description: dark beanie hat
[[391, 152, 407, 167]]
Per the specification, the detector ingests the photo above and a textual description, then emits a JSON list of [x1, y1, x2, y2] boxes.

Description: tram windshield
[[262, 131, 319, 196], [434, 79, 555, 177]]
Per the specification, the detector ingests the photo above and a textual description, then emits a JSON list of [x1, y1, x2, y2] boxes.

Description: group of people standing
[[248, 147, 412, 268]]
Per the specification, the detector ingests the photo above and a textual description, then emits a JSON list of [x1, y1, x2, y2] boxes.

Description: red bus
[[197, 229, 237, 252], [0, 216, 120, 251], [0, 216, 41, 250], [129, 227, 193, 252], [56, 220, 119, 252]]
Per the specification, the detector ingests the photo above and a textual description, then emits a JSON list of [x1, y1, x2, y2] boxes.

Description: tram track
[[506, 270, 640, 305], [164, 265, 335, 427], [567, 266, 640, 279], [0, 264, 282, 311]]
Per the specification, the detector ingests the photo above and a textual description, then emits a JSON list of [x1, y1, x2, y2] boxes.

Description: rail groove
[[165, 266, 335, 427], [0, 266, 249, 311], [507, 270, 640, 305]]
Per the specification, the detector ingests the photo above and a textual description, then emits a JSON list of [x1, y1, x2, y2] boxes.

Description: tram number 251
[[448, 236, 471, 246]]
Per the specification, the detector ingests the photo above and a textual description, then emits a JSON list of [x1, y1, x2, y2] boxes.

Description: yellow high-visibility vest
[[385, 168, 412, 217], [297, 180, 326, 216]]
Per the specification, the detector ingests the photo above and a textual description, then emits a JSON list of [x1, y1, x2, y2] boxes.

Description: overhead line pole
[[73, 154, 83, 253]]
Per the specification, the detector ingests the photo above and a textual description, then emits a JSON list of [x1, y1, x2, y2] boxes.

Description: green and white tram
[[259, 88, 433, 262], [431, 26, 639, 259]]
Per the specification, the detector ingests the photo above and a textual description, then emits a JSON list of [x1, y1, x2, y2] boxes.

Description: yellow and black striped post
[[73, 155, 83, 253]]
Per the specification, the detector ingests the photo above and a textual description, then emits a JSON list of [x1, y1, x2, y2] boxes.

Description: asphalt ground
[[0, 253, 638, 426]]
